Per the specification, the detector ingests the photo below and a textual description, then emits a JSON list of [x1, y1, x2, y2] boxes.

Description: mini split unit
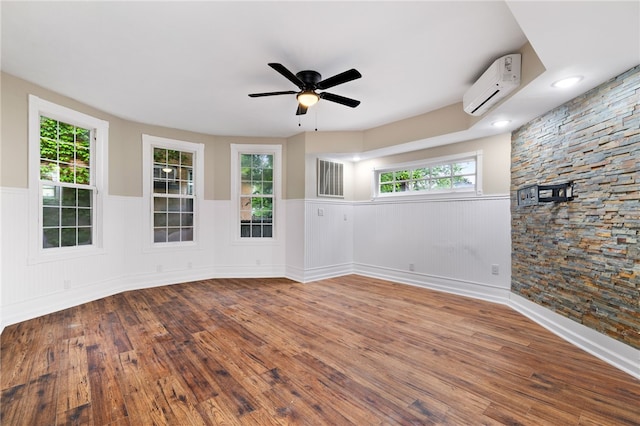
[[463, 53, 521, 116]]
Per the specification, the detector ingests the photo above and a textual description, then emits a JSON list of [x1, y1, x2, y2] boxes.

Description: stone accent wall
[[511, 65, 640, 349]]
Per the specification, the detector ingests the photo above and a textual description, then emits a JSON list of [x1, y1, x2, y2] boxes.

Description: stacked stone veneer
[[511, 65, 640, 349]]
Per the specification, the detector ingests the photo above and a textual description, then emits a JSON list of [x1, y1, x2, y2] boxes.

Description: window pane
[[61, 208, 77, 226], [154, 148, 167, 163], [154, 213, 167, 227], [43, 185, 60, 206], [78, 228, 92, 245], [180, 152, 193, 166], [41, 160, 59, 181], [77, 189, 92, 207], [181, 213, 193, 226], [78, 208, 92, 226], [380, 172, 394, 183], [433, 178, 452, 189], [153, 180, 168, 194], [453, 175, 476, 188], [455, 161, 476, 175], [168, 198, 180, 211], [43, 207, 60, 227], [61, 228, 76, 247], [58, 163, 75, 183], [167, 213, 181, 226], [154, 228, 167, 243], [40, 138, 58, 160], [76, 166, 90, 185], [62, 187, 77, 206], [241, 182, 252, 195], [431, 165, 451, 178], [380, 183, 394, 193], [263, 182, 273, 195], [167, 150, 180, 165], [43, 228, 59, 248], [154, 197, 168, 212], [181, 198, 194, 213]]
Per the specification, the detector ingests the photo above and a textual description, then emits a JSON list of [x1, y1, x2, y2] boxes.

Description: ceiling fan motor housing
[[296, 70, 322, 88]]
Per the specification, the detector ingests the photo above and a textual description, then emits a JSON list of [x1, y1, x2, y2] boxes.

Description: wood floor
[[1, 275, 639, 425]]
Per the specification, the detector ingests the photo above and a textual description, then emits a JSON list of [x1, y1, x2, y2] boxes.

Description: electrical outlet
[[409, 263, 415, 272], [156, 265, 163, 273], [318, 208, 324, 216], [63, 280, 71, 289], [491, 264, 499, 275]]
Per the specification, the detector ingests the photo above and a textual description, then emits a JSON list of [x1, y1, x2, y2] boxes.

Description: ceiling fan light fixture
[[297, 91, 319, 107]]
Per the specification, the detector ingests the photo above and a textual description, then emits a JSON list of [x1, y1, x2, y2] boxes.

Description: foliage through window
[[152, 147, 195, 243], [240, 153, 274, 238], [40, 116, 94, 248], [375, 153, 481, 197]]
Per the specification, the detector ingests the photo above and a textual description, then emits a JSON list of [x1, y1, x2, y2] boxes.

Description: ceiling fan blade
[[319, 92, 361, 108], [296, 104, 308, 115], [268, 63, 305, 89], [316, 69, 362, 90], [248, 90, 297, 97]]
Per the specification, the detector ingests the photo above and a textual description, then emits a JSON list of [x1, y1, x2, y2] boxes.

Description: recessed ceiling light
[[492, 120, 511, 128], [552, 76, 583, 88], [352, 155, 361, 162]]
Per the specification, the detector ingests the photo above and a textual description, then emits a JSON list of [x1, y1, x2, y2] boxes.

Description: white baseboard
[[353, 262, 511, 303], [296, 263, 354, 283], [509, 293, 640, 380]]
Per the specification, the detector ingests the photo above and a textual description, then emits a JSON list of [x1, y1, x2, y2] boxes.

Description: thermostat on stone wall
[[517, 182, 574, 207]]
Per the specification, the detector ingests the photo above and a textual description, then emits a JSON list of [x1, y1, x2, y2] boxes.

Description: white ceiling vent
[[463, 54, 521, 116]]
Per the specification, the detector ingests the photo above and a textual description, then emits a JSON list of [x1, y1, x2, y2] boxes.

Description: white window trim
[[371, 150, 483, 200], [142, 134, 204, 251], [230, 143, 282, 244], [28, 95, 109, 263]]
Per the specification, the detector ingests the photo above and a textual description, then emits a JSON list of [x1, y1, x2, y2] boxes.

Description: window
[[374, 151, 482, 198], [143, 135, 203, 247], [231, 144, 282, 241], [317, 159, 344, 198], [29, 95, 108, 257]]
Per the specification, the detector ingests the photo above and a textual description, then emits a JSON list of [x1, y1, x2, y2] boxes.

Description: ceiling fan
[[249, 63, 362, 115]]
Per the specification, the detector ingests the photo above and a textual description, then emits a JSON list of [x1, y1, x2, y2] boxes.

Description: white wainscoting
[[352, 195, 512, 302], [301, 200, 354, 282], [0, 189, 287, 330]]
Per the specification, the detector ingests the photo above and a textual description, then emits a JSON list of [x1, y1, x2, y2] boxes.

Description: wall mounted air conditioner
[[463, 53, 521, 116]]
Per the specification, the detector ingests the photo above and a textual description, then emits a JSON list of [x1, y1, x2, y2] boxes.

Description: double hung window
[[29, 95, 108, 256], [143, 135, 203, 247], [231, 144, 282, 241]]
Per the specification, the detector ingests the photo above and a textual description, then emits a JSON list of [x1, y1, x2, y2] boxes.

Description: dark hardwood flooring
[[1, 275, 639, 425]]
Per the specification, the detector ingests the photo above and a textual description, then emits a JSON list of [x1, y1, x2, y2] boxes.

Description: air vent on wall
[[317, 159, 344, 198]]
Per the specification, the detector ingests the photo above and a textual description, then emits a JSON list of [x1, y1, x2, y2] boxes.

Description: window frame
[[372, 151, 483, 199], [142, 134, 204, 250], [28, 95, 109, 262], [230, 144, 282, 243]]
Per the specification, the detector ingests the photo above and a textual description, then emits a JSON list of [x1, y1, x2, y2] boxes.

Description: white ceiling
[[2, 1, 639, 150]]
